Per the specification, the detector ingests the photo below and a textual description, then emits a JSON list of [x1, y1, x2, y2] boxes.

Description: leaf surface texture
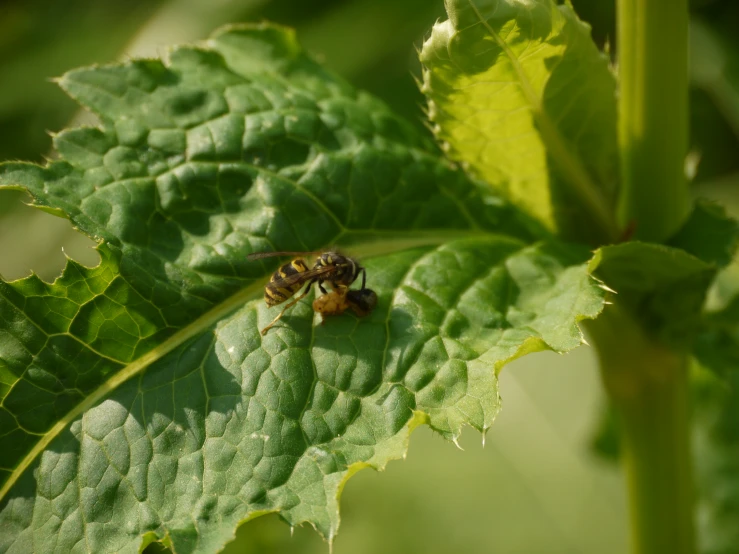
[[0, 24, 604, 553]]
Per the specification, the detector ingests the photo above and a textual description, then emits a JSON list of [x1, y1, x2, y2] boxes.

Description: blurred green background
[[1, 0, 738, 552]]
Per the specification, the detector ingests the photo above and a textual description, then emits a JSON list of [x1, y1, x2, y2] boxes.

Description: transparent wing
[[269, 265, 337, 289], [247, 251, 321, 261]]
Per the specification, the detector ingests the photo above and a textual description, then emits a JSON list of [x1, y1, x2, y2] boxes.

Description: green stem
[[587, 307, 695, 554], [613, 1, 695, 547], [617, 0, 690, 241]]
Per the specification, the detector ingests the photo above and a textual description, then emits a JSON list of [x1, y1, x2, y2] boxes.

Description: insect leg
[[359, 267, 367, 290], [260, 280, 316, 336], [318, 280, 328, 294]]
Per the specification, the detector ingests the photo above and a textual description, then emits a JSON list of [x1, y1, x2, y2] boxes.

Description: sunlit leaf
[[0, 24, 604, 553], [420, 0, 618, 242]]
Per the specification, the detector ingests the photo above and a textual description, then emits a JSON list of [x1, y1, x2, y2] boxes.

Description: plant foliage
[[2, 0, 739, 552], [0, 22, 605, 553]]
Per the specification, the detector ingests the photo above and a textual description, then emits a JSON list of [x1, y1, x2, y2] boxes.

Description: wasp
[[247, 250, 367, 335], [313, 288, 378, 322]]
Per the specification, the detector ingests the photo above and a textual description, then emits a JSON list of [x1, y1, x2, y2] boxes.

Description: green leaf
[[696, 263, 739, 382], [420, 0, 618, 243], [589, 242, 715, 346], [694, 290, 739, 377], [588, 199, 739, 348], [0, 24, 604, 553], [667, 200, 739, 268], [676, 202, 739, 377]]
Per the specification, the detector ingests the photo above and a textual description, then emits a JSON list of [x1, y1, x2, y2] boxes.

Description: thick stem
[[617, 0, 690, 241], [613, 0, 695, 546], [587, 307, 695, 554]]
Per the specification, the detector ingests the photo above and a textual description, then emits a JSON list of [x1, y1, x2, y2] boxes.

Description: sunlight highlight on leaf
[[420, 0, 618, 243]]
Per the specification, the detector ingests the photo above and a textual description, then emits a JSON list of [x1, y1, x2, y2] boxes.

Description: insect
[[313, 288, 378, 322], [247, 250, 367, 335]]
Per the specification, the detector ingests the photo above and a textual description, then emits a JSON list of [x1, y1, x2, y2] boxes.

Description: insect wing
[[269, 264, 337, 289], [247, 251, 321, 261]]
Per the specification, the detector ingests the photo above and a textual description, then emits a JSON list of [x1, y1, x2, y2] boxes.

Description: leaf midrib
[[0, 228, 496, 502]]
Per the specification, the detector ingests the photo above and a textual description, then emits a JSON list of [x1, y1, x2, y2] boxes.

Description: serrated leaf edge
[[0, 224, 496, 504]]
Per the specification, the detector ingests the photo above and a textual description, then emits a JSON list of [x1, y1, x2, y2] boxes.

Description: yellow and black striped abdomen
[[264, 258, 310, 306]]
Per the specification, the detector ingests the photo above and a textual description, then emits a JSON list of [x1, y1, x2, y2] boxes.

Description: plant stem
[[587, 307, 695, 554], [613, 0, 695, 546], [617, 0, 690, 241]]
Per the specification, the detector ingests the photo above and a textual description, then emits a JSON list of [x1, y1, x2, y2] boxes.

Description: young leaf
[[589, 242, 715, 346], [589, 201, 738, 348], [420, 0, 618, 243], [0, 24, 604, 553]]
